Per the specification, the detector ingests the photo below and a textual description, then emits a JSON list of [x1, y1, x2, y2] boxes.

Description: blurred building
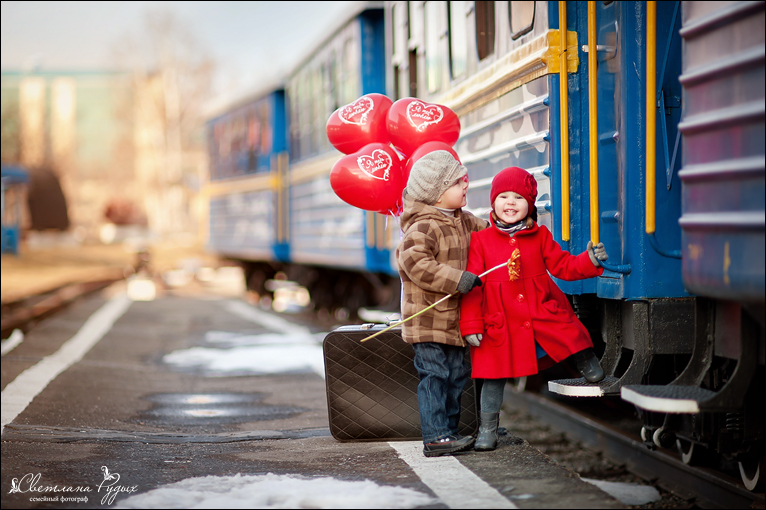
[[0, 69, 206, 242]]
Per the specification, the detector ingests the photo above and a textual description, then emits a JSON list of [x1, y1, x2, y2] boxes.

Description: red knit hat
[[490, 166, 537, 214]]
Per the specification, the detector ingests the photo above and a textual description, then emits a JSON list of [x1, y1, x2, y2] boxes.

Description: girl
[[459, 166, 608, 451]]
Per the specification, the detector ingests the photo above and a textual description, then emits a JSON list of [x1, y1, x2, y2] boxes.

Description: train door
[[547, 1, 692, 400], [584, 1, 686, 300]]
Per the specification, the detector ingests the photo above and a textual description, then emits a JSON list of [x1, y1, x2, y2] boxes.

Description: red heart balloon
[[330, 143, 405, 213], [386, 98, 461, 158], [403, 141, 462, 187], [326, 94, 393, 155]]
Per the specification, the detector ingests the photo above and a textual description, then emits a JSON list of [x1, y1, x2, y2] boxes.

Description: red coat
[[459, 221, 603, 378]]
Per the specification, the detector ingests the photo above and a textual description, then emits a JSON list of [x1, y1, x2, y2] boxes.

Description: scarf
[[493, 217, 527, 236]]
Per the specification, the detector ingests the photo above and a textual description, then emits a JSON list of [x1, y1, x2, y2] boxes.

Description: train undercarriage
[[567, 294, 766, 491], [238, 260, 400, 321]]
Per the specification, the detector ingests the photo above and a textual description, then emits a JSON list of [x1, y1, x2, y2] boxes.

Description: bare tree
[[111, 9, 216, 237], [0, 101, 21, 164]]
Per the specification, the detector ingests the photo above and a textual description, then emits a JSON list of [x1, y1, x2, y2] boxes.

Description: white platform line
[[223, 300, 312, 336], [1, 293, 132, 435], [388, 441, 517, 509], [1, 329, 24, 356]]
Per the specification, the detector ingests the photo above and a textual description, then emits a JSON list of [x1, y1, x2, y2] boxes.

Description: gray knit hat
[[406, 150, 467, 205]]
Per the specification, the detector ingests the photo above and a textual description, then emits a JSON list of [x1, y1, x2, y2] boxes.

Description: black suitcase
[[323, 323, 479, 442]]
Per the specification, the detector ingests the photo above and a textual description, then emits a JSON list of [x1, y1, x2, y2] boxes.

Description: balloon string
[[360, 259, 509, 343]]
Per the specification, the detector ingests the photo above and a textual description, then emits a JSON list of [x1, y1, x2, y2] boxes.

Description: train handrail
[[559, 1, 570, 242], [646, 1, 657, 236], [646, 1, 682, 259], [587, 1, 599, 246], [588, 3, 630, 275]]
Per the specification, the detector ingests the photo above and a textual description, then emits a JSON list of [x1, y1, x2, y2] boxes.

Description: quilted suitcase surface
[[323, 324, 478, 442]]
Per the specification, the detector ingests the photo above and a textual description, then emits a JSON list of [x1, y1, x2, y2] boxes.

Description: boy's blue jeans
[[411, 342, 470, 444]]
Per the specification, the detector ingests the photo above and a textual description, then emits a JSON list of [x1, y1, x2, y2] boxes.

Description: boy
[[396, 150, 488, 457]]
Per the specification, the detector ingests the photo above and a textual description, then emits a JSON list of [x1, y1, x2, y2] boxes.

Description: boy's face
[[493, 191, 529, 224], [435, 176, 468, 209]]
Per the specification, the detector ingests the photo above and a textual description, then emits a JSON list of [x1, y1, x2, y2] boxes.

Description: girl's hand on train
[[464, 334, 482, 347], [587, 241, 608, 267]]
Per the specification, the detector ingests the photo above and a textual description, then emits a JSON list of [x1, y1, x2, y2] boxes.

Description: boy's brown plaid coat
[[396, 191, 488, 346]]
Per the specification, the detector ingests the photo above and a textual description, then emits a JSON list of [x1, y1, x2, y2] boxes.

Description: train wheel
[[738, 455, 765, 491], [653, 427, 676, 449], [676, 438, 706, 465]]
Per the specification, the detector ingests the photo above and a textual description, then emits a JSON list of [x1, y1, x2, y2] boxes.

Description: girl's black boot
[[574, 348, 605, 383], [474, 412, 499, 451]]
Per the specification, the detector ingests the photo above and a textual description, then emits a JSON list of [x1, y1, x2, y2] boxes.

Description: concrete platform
[[2, 285, 624, 508]]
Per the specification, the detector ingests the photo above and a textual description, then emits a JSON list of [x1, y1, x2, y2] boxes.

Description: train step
[[547, 376, 621, 397], [620, 385, 717, 413]]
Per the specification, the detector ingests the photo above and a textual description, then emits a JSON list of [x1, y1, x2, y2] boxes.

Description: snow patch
[[163, 328, 328, 378], [163, 343, 325, 378], [116, 473, 437, 509], [581, 478, 661, 506]]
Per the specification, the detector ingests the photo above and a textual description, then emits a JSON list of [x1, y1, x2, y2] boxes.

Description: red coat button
[[510, 238, 517, 246], [517, 294, 525, 302], [524, 321, 531, 329]]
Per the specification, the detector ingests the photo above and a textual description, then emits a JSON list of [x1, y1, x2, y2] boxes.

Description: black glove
[[457, 271, 483, 294]]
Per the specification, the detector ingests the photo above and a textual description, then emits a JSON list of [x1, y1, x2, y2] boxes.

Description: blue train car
[[206, 88, 289, 292], [384, 0, 763, 489], [281, 3, 402, 315], [1, 165, 28, 255], [205, 2, 399, 317]]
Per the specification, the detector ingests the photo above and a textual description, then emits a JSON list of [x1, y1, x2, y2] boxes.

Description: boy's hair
[[490, 166, 538, 223], [406, 150, 467, 205]]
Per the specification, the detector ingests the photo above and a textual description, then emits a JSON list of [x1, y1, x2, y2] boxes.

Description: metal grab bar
[[598, 257, 632, 275], [588, 1, 599, 245], [647, 1, 657, 235], [646, 1, 682, 259], [588, 2, 631, 275], [559, 1, 570, 241]]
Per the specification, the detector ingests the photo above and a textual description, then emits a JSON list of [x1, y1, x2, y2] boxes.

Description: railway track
[[503, 382, 765, 509], [0, 278, 123, 339]]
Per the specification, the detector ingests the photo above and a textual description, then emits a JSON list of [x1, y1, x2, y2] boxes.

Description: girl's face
[[493, 191, 529, 224], [435, 176, 468, 209]]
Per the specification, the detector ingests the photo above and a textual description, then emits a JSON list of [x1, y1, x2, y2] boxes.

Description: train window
[[424, 1, 442, 94], [449, 1, 468, 79], [475, 1, 496, 60], [247, 114, 259, 173], [509, 1, 535, 40], [406, 0, 412, 41], [312, 67, 322, 153], [341, 38, 358, 104], [320, 62, 330, 136], [288, 84, 300, 159], [392, 3, 402, 57], [409, 49, 419, 97], [329, 52, 339, 112], [299, 71, 310, 158], [260, 103, 271, 157], [392, 3, 407, 100], [393, 64, 401, 100]]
